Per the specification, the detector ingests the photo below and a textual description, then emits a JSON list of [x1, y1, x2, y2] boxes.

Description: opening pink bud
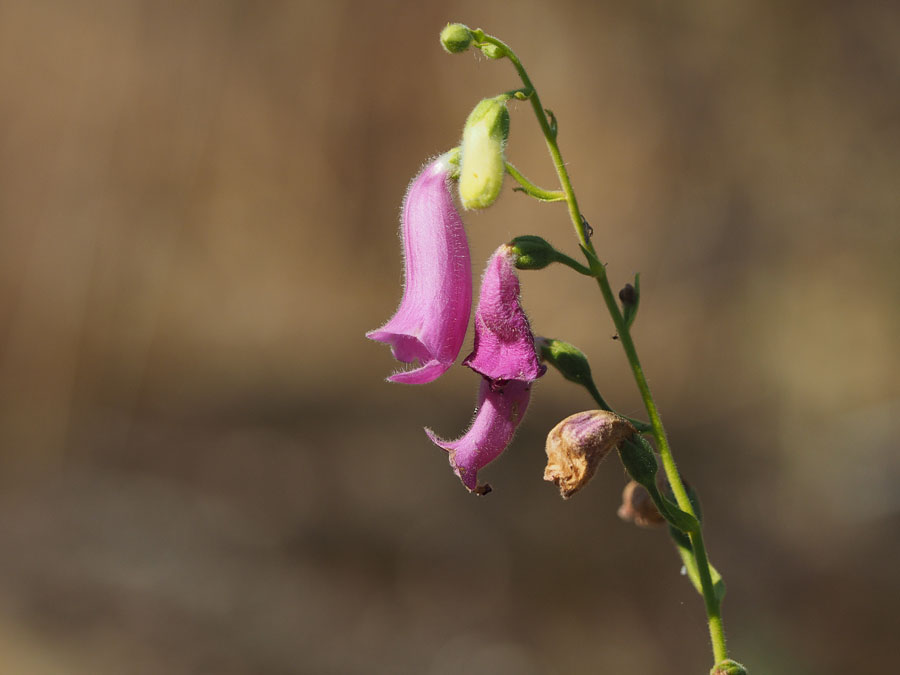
[[425, 378, 531, 493], [463, 245, 545, 383], [367, 155, 472, 384]]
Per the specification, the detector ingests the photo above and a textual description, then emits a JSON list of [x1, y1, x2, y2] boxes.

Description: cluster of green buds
[[439, 22, 504, 59], [438, 24, 514, 211]]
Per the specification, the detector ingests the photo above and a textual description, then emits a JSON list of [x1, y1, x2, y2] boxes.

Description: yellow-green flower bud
[[480, 43, 505, 59], [458, 96, 510, 210], [439, 23, 473, 54]]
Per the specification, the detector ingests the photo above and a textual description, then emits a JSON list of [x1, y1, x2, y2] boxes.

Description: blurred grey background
[[0, 1, 897, 673]]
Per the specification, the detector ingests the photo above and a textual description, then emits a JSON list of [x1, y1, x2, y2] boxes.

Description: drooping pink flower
[[463, 244, 545, 383], [426, 378, 532, 493], [367, 155, 472, 384], [425, 244, 545, 492]]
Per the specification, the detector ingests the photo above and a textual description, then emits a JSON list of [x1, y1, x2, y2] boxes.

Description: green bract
[[617, 435, 658, 487]]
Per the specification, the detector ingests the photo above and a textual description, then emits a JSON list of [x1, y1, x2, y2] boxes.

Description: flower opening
[[426, 378, 532, 493], [366, 154, 472, 384], [463, 245, 545, 383]]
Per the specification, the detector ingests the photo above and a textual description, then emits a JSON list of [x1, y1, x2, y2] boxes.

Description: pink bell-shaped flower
[[426, 378, 532, 493], [367, 154, 472, 384], [427, 245, 544, 492], [463, 244, 545, 383]]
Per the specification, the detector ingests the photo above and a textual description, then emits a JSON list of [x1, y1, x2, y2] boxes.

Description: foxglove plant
[[368, 23, 748, 675]]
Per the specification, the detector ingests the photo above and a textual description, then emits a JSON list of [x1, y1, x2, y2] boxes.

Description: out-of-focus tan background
[[0, 1, 897, 673]]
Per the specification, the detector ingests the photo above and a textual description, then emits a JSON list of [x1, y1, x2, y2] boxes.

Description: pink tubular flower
[[426, 378, 532, 493], [463, 245, 545, 383], [366, 154, 472, 384], [427, 246, 544, 492]]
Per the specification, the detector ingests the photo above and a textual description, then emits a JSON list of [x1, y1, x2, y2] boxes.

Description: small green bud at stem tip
[[711, 659, 749, 675], [439, 23, 473, 54]]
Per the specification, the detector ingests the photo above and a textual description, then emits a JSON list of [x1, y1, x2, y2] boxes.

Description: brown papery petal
[[543, 410, 634, 499]]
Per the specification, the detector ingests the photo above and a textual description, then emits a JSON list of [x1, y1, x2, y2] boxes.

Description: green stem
[[477, 29, 729, 665], [583, 380, 613, 411], [583, 381, 652, 433], [553, 251, 594, 277], [505, 162, 566, 202]]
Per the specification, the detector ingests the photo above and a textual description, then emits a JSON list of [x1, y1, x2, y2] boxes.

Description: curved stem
[[584, 381, 653, 433], [505, 162, 566, 202], [553, 251, 594, 277], [478, 29, 729, 665], [476, 34, 591, 248]]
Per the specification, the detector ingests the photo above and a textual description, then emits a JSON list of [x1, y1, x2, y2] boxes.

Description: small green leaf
[[673, 537, 727, 603], [545, 108, 558, 138], [661, 499, 700, 533]]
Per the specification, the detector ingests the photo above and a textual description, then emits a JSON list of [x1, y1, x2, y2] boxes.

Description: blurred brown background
[[0, 1, 897, 673]]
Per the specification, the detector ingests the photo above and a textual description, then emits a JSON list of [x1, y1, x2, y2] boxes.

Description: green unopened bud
[[536, 337, 593, 388], [544, 410, 635, 498], [458, 96, 510, 209], [440, 23, 473, 54], [711, 659, 749, 675], [508, 235, 557, 270], [617, 434, 658, 486], [480, 43, 505, 59]]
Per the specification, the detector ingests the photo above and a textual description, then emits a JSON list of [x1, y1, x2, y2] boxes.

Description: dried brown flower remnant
[[544, 410, 634, 498], [617, 480, 665, 527]]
